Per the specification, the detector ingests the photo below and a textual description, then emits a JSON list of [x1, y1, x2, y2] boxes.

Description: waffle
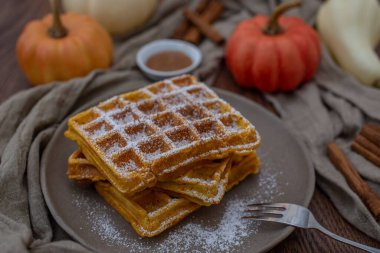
[[68, 150, 106, 183], [70, 153, 259, 237], [69, 150, 237, 205], [227, 153, 260, 190], [95, 182, 200, 237], [65, 75, 260, 194], [155, 157, 231, 206]]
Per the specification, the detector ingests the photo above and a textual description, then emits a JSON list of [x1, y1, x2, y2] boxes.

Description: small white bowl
[[136, 39, 202, 81]]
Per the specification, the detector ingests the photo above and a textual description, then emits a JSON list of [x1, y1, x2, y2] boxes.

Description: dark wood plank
[[1, 0, 380, 252]]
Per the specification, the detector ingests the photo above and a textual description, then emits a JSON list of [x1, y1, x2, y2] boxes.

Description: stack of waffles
[[65, 75, 261, 237]]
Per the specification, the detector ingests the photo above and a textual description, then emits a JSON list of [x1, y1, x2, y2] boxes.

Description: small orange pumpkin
[[16, 0, 113, 85]]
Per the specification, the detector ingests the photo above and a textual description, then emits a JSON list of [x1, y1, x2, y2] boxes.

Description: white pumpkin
[[317, 0, 380, 87], [62, 0, 158, 35]]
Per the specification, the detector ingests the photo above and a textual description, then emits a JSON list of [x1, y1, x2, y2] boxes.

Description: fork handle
[[314, 225, 380, 253]]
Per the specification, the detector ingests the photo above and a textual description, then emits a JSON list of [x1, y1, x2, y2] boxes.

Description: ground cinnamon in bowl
[[146, 51, 193, 71], [136, 39, 202, 80]]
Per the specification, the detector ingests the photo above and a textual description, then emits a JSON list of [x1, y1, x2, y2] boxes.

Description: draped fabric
[[1, 1, 380, 252]]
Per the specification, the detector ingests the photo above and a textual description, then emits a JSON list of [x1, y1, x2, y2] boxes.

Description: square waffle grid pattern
[[67, 75, 260, 192]]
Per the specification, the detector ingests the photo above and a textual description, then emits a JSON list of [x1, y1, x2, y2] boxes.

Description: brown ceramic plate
[[41, 84, 315, 253]]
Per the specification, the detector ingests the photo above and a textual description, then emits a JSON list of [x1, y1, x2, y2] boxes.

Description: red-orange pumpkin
[[226, 0, 320, 92]]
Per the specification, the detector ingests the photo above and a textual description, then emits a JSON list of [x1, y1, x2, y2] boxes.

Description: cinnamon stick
[[361, 124, 380, 145], [352, 135, 380, 167], [183, 0, 224, 44], [327, 143, 380, 220], [183, 8, 224, 44], [367, 122, 380, 134], [172, 0, 210, 39]]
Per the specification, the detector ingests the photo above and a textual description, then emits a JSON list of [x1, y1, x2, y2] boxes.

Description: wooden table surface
[[2, 0, 380, 252]]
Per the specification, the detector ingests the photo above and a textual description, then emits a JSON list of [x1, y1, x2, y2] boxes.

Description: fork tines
[[247, 202, 287, 210], [242, 203, 288, 220]]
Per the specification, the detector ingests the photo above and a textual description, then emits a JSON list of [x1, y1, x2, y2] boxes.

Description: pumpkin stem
[[264, 0, 302, 35], [48, 0, 68, 38]]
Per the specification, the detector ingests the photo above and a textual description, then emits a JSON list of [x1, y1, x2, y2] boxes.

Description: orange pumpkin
[[226, 0, 320, 92], [16, 0, 113, 85]]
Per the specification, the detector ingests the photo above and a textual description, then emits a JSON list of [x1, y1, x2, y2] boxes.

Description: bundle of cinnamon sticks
[[327, 122, 380, 220], [172, 0, 224, 45]]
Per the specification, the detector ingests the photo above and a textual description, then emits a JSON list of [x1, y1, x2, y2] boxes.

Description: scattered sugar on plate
[[72, 163, 284, 253]]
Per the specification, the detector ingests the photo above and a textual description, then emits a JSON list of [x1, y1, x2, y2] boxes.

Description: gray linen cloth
[[1, 0, 380, 252]]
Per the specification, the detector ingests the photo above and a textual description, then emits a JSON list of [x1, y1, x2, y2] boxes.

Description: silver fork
[[243, 203, 380, 253]]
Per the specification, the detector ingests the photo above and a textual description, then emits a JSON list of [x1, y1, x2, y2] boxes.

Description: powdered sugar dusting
[[105, 143, 122, 155], [70, 77, 261, 194], [162, 199, 252, 252], [71, 164, 284, 252]]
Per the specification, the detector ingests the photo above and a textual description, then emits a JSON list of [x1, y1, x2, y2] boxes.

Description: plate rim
[[215, 88, 315, 252], [41, 87, 315, 253]]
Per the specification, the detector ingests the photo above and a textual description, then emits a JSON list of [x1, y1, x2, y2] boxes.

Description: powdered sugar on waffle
[[72, 164, 284, 252], [70, 76, 260, 180]]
